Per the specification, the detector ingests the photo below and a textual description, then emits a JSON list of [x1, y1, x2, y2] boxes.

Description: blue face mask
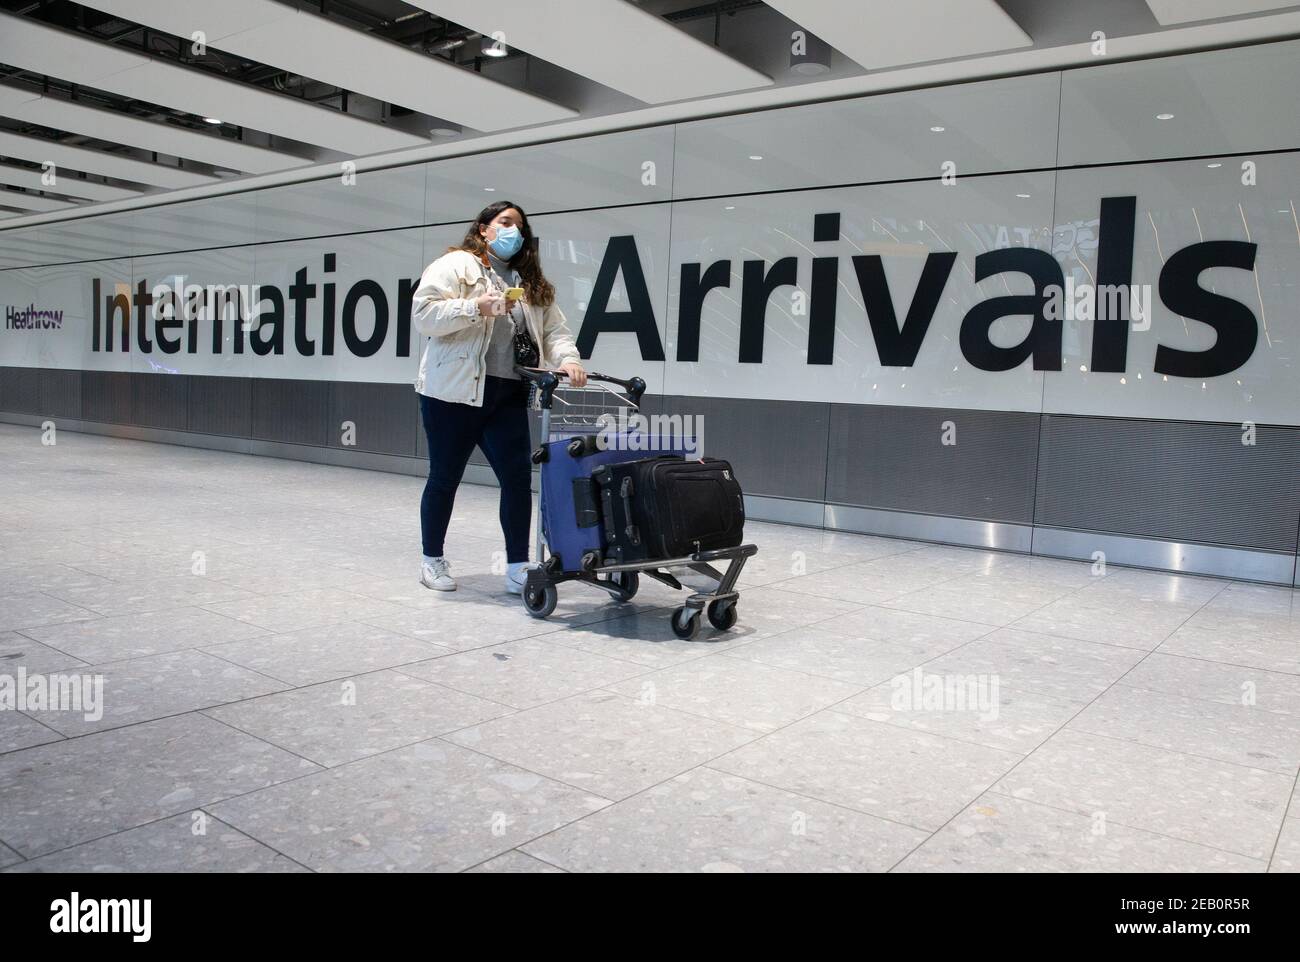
[[488, 224, 524, 259]]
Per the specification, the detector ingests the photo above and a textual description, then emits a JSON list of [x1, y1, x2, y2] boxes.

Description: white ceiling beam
[[0, 191, 78, 212], [0, 129, 214, 189], [1143, 1, 1298, 24], [77, 0, 578, 130], [408, 0, 772, 104], [762, 0, 1031, 70], [0, 10, 428, 156], [0, 82, 310, 174], [3, 8, 1299, 233], [0, 160, 145, 202]]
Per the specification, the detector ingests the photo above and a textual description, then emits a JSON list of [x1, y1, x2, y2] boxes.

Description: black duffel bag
[[593, 456, 745, 563]]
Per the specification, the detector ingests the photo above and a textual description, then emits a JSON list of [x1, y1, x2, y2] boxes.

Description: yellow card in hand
[[504, 287, 524, 301]]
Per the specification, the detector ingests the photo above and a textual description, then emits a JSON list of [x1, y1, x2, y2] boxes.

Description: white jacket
[[411, 249, 582, 406]]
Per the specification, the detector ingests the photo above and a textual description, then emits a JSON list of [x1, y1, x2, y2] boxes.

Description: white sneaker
[[505, 561, 538, 595], [421, 557, 456, 591]]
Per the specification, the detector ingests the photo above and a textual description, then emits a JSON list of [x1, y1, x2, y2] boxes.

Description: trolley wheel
[[611, 571, 639, 602], [670, 606, 700, 640], [707, 599, 738, 631], [522, 582, 558, 619]]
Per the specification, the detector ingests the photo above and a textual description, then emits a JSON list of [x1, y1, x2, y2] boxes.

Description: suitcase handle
[[619, 476, 640, 546], [515, 366, 646, 410]]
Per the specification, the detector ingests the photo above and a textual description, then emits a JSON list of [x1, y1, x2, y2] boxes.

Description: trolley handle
[[514, 365, 646, 411]]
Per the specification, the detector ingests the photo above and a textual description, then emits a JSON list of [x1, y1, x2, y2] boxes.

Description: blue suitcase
[[538, 433, 687, 572]]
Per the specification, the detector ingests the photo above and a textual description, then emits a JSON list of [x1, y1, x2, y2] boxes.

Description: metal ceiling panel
[[762, 0, 1032, 70], [409, 0, 772, 103], [0, 82, 310, 174], [0, 10, 428, 155], [79, 0, 578, 130]]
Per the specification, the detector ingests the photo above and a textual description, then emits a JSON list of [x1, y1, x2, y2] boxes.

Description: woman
[[411, 201, 586, 594]]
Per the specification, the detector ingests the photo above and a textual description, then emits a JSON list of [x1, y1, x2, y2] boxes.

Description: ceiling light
[[789, 31, 832, 76], [1156, 113, 1174, 120], [748, 155, 763, 161], [1016, 193, 1031, 198], [930, 126, 945, 132], [481, 35, 508, 57], [429, 126, 460, 138], [484, 186, 495, 191], [1206, 163, 1222, 168], [203, 117, 222, 125]]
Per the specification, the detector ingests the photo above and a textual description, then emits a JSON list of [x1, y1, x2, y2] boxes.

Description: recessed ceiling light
[[484, 186, 495, 191], [1156, 113, 1174, 120], [724, 205, 735, 210], [792, 61, 829, 76], [1016, 193, 1031, 198], [481, 36, 508, 57], [930, 126, 945, 132], [1206, 163, 1222, 168], [203, 117, 222, 125], [429, 126, 459, 138], [748, 155, 763, 161]]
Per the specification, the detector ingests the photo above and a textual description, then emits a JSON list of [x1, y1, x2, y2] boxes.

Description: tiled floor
[[0, 423, 1297, 873]]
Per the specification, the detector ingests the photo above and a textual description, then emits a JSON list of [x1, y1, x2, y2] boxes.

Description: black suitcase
[[594, 456, 745, 563]]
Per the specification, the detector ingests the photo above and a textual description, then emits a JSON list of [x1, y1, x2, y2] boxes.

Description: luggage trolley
[[516, 366, 757, 640]]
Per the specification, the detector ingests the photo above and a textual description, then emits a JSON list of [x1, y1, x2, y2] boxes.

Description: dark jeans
[[420, 376, 532, 564]]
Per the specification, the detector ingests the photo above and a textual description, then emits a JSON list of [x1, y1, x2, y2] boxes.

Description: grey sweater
[[484, 252, 521, 380]]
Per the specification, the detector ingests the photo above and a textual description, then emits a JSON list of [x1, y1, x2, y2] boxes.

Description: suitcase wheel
[[522, 582, 558, 619], [670, 606, 700, 640], [707, 600, 738, 631], [610, 571, 639, 602]]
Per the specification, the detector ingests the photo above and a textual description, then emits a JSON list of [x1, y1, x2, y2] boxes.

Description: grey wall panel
[[188, 375, 252, 438], [130, 373, 189, 431], [39, 369, 80, 419], [80, 370, 132, 424], [1032, 527, 1295, 585], [657, 394, 829, 502], [327, 382, 418, 456], [250, 378, 330, 446], [1035, 415, 1300, 553], [0, 366, 39, 414], [826, 405, 1040, 523]]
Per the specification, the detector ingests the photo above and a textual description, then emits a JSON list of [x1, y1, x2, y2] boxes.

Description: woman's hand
[[558, 361, 587, 387], [475, 292, 506, 316]]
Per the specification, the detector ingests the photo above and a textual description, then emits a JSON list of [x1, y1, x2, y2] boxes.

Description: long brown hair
[[447, 200, 555, 308]]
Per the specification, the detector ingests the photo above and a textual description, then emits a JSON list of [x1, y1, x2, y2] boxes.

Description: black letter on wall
[[739, 257, 797, 363], [1091, 195, 1137, 373], [676, 260, 730, 362], [576, 235, 665, 360], [1154, 240, 1258, 378], [342, 281, 389, 358], [852, 252, 956, 367], [959, 248, 1064, 372]]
